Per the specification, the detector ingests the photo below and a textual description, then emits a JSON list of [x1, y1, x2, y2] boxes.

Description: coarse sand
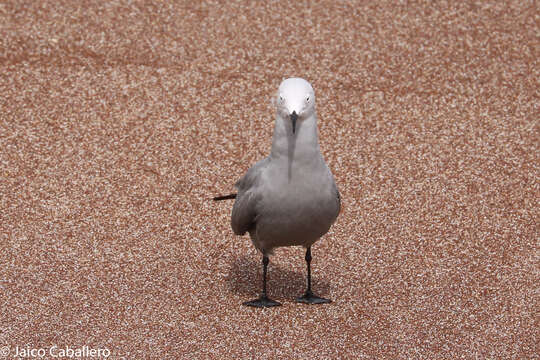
[[0, 1, 538, 359]]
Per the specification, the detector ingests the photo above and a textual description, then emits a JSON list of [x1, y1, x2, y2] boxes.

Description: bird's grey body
[[217, 78, 340, 307], [232, 127, 340, 255]]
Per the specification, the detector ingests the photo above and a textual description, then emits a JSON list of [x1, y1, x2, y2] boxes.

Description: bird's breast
[[255, 167, 339, 247]]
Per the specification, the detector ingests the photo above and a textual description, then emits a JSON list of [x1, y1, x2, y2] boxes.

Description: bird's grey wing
[[331, 177, 342, 223], [335, 185, 341, 212], [231, 158, 269, 235], [326, 164, 341, 217]]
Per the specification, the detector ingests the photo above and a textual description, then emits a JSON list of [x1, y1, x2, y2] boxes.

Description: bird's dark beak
[[290, 111, 298, 134]]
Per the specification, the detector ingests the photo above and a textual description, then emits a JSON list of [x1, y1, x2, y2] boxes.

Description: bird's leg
[[296, 247, 331, 304], [243, 255, 282, 308]]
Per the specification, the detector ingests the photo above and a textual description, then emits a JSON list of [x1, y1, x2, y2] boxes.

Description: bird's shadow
[[226, 255, 331, 300]]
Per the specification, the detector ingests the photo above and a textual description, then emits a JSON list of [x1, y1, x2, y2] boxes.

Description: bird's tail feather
[[213, 193, 237, 201]]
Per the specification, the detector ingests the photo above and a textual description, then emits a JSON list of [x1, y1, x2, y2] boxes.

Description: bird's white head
[[276, 78, 316, 134]]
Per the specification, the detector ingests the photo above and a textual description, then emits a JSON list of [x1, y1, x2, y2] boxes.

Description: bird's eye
[[306, 96, 310, 102]]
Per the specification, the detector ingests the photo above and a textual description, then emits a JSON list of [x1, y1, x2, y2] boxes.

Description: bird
[[214, 78, 340, 307]]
